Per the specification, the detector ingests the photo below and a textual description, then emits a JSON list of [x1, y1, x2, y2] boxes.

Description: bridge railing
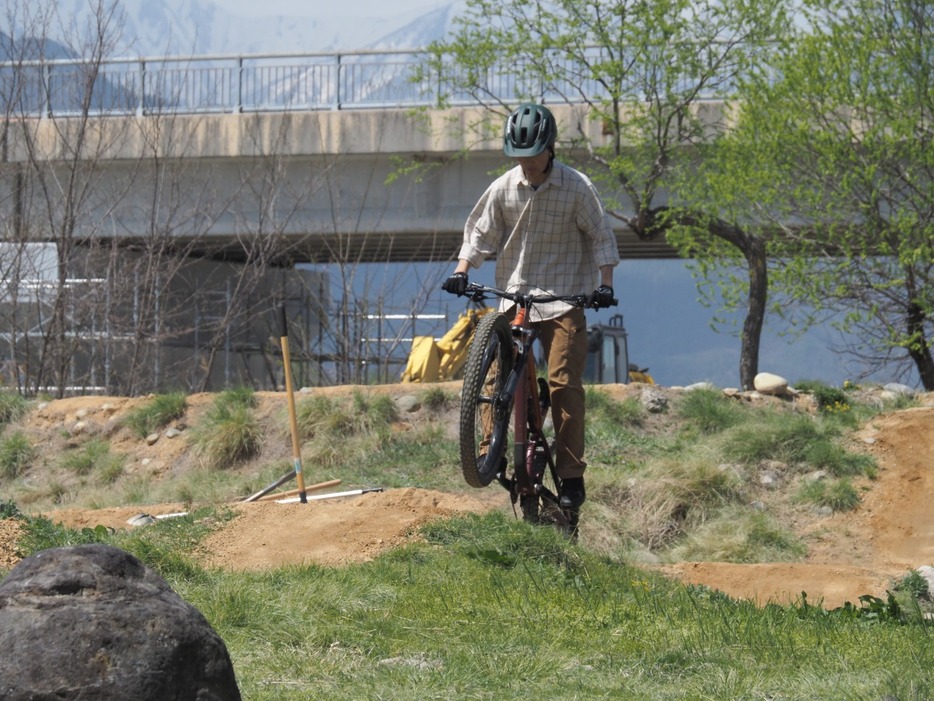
[[1, 48, 733, 117]]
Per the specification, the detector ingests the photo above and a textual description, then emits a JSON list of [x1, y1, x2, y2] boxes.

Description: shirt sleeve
[[576, 178, 620, 269], [458, 181, 504, 269]]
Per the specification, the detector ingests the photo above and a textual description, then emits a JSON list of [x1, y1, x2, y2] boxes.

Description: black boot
[[558, 477, 586, 510]]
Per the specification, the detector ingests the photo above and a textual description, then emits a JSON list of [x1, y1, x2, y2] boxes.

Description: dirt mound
[[4, 391, 934, 610], [198, 487, 490, 569], [659, 406, 934, 607]]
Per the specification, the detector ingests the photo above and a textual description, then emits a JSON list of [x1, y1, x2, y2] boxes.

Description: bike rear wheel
[[459, 312, 514, 487]]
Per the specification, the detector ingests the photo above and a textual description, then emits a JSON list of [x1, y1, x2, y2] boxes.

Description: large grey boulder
[[0, 543, 240, 701]]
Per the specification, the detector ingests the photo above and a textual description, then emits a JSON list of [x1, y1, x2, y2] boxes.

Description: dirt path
[[6, 403, 934, 610]]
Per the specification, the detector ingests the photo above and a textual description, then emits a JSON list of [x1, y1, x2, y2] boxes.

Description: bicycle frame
[[499, 302, 558, 506]]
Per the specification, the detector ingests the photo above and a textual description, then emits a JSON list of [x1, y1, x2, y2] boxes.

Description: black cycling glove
[[442, 272, 469, 296], [590, 285, 616, 309]]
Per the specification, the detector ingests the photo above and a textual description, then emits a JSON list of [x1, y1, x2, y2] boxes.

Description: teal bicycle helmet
[[503, 103, 557, 157]]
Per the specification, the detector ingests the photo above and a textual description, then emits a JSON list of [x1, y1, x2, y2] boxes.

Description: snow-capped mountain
[[38, 0, 462, 58]]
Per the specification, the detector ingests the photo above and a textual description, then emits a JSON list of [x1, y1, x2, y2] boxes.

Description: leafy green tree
[[712, 0, 934, 388], [418, 0, 792, 389]]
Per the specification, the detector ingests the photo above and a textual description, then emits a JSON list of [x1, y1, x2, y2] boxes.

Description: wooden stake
[[254, 479, 342, 502], [280, 304, 307, 503]]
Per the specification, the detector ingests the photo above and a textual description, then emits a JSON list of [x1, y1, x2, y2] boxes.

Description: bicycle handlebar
[[463, 283, 618, 309]]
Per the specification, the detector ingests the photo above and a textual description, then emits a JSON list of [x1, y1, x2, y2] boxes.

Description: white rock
[[126, 513, 156, 527], [883, 382, 915, 396], [684, 382, 716, 392], [145, 432, 160, 446], [916, 565, 934, 594], [754, 372, 789, 395]]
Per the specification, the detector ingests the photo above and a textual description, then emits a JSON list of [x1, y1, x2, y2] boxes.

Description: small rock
[[640, 388, 668, 413], [916, 565, 934, 594], [684, 382, 715, 392], [146, 433, 160, 446], [127, 513, 157, 527], [395, 394, 421, 413], [75, 408, 89, 420], [754, 372, 788, 396], [164, 427, 182, 439], [883, 382, 915, 397], [759, 472, 779, 488], [71, 421, 89, 435]]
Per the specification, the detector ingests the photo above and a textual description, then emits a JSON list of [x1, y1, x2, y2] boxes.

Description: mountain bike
[[457, 283, 615, 537]]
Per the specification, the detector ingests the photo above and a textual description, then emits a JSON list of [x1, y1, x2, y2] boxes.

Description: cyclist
[[442, 102, 619, 513]]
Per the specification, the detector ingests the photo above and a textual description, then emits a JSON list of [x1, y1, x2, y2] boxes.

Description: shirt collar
[[516, 160, 562, 190]]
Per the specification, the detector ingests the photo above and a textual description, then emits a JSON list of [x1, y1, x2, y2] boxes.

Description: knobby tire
[[459, 312, 514, 488]]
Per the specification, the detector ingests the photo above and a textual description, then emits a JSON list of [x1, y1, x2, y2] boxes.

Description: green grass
[[59, 438, 125, 480], [796, 477, 862, 512], [0, 391, 28, 425], [677, 387, 746, 434], [3, 384, 930, 698], [124, 391, 188, 438], [4, 509, 933, 700], [0, 431, 37, 479], [670, 506, 806, 562], [191, 388, 262, 470]]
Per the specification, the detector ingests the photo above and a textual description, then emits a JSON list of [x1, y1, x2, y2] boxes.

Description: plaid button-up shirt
[[458, 161, 620, 322]]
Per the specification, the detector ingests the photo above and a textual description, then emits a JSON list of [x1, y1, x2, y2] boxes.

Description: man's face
[[515, 149, 551, 180]]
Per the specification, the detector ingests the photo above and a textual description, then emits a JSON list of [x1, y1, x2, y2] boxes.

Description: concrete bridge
[[3, 103, 704, 262], [0, 51, 724, 392]]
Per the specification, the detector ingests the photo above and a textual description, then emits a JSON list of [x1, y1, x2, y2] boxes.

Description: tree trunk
[[641, 208, 767, 391], [739, 237, 767, 391], [905, 298, 934, 391]]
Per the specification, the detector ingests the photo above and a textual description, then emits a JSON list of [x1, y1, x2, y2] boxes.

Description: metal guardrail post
[[235, 56, 243, 114], [138, 59, 145, 117], [335, 53, 342, 110], [43, 63, 52, 118]]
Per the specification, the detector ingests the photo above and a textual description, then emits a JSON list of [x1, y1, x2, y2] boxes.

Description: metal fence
[[1, 47, 733, 117]]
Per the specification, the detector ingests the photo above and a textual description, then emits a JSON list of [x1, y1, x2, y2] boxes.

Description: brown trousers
[[533, 307, 588, 479]]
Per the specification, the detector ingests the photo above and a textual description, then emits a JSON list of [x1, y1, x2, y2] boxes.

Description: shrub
[[0, 391, 28, 426], [804, 441, 877, 478], [192, 390, 262, 470], [895, 570, 931, 601], [724, 413, 824, 465], [124, 392, 187, 438], [795, 380, 851, 415], [677, 388, 745, 434], [60, 439, 124, 480], [297, 392, 396, 442], [420, 386, 454, 412], [587, 388, 644, 428], [0, 431, 37, 479], [796, 478, 861, 512]]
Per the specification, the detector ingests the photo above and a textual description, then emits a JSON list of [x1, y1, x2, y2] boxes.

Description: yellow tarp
[[401, 307, 494, 383]]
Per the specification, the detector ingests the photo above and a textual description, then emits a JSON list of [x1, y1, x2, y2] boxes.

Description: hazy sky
[[214, 0, 451, 19]]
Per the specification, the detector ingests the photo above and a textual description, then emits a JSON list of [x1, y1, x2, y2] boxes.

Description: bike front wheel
[[459, 312, 514, 487]]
